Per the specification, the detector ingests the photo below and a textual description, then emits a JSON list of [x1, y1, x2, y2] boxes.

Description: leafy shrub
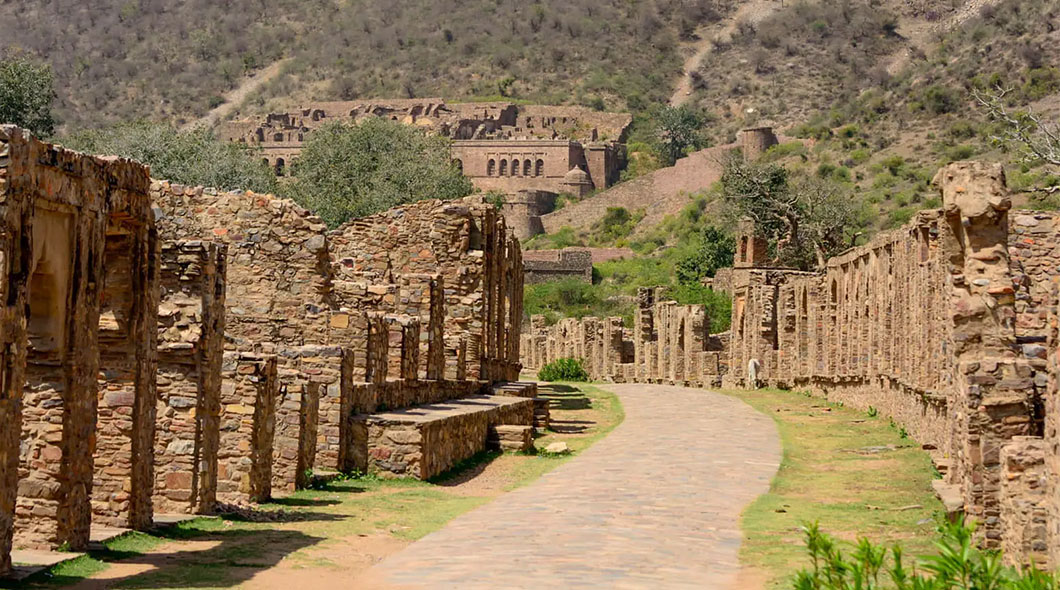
[[286, 118, 472, 227], [64, 121, 277, 193], [919, 84, 960, 115], [794, 518, 1058, 589], [0, 56, 54, 137], [537, 357, 589, 382]]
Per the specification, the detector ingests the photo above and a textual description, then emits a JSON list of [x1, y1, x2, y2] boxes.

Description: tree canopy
[[719, 157, 867, 270], [0, 56, 55, 137], [286, 118, 473, 227], [651, 105, 707, 166], [64, 121, 277, 193]]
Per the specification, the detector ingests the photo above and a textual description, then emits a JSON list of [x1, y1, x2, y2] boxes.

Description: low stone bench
[[355, 395, 533, 480]]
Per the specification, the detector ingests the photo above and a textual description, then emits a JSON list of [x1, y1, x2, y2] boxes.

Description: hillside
[[0, 0, 732, 131]]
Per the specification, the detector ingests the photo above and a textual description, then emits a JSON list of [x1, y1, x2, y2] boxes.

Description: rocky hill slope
[[0, 0, 731, 131]]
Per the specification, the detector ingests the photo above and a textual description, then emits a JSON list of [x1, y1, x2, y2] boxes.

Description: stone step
[[487, 425, 534, 452]]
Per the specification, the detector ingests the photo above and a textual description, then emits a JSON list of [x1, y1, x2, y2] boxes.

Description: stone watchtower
[[739, 126, 779, 161], [734, 217, 769, 268], [562, 167, 594, 198]]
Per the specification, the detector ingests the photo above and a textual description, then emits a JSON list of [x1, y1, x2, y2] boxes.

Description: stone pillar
[[217, 353, 277, 504], [154, 241, 226, 516], [0, 184, 29, 575], [938, 161, 1034, 547]]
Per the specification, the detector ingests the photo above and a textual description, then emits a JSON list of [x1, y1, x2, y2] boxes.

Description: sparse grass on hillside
[[1, 0, 739, 130], [723, 387, 942, 589], [684, 0, 1060, 226]]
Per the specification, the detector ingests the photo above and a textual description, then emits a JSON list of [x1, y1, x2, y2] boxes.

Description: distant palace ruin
[[219, 100, 631, 196]]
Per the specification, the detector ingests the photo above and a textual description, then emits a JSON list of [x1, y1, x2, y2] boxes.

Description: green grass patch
[[721, 388, 942, 589]]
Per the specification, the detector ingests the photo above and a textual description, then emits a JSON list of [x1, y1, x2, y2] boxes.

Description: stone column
[[938, 161, 1034, 547]]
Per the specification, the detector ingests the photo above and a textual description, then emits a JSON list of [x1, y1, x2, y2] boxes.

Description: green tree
[[287, 118, 473, 227], [674, 226, 735, 284], [0, 56, 55, 137], [652, 105, 706, 165], [64, 121, 276, 193], [720, 157, 865, 270]]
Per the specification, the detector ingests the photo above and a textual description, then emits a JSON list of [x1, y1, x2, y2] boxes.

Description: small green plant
[[899, 426, 909, 439], [537, 357, 590, 382], [867, 406, 878, 418], [793, 518, 1058, 589]]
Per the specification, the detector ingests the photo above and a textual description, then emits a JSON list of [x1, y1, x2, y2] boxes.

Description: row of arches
[[487, 158, 544, 178], [263, 158, 294, 177]]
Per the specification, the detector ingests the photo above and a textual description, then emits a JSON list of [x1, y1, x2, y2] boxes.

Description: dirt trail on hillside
[[669, 0, 781, 107], [184, 58, 291, 130], [884, 0, 1002, 75]]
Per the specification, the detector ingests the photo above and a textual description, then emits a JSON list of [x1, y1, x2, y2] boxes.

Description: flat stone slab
[[357, 384, 782, 589], [8, 549, 86, 581], [368, 395, 531, 424]]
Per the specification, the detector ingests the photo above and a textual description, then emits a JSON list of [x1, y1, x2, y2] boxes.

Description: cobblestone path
[[357, 384, 782, 589]]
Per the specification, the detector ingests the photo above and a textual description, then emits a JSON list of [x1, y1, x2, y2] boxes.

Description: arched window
[[524, 159, 532, 176], [275, 158, 285, 177], [262, 158, 269, 168], [511, 159, 520, 176], [454, 159, 463, 173], [312, 109, 324, 121], [535, 159, 544, 176], [255, 128, 264, 142], [487, 159, 496, 176], [500, 159, 508, 176]]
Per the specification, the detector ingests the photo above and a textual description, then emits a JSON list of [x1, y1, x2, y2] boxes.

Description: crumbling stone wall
[[722, 162, 1051, 564], [523, 248, 593, 284], [0, 127, 157, 565], [217, 353, 277, 504], [330, 196, 522, 382], [154, 241, 226, 516], [521, 287, 715, 386]]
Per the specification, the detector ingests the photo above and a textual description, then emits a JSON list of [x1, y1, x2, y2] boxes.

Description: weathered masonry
[[0, 127, 159, 569], [1, 128, 536, 578], [521, 161, 1060, 568]]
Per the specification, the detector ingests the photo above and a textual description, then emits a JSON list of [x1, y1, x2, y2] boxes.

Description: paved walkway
[[357, 384, 781, 590]]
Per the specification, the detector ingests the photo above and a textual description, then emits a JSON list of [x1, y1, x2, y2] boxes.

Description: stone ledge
[[358, 395, 533, 480]]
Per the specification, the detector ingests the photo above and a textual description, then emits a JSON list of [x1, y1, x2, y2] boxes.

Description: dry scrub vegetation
[[0, 0, 735, 131]]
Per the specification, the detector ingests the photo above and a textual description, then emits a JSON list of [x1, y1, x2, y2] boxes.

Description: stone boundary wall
[[722, 162, 1057, 566]]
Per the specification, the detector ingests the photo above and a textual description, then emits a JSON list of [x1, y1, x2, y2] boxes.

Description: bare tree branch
[[973, 85, 1060, 167]]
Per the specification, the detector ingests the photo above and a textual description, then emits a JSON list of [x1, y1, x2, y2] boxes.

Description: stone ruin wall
[[0, 126, 527, 576], [519, 161, 1060, 568], [723, 162, 1060, 568], [521, 286, 725, 387], [330, 196, 523, 383], [0, 127, 159, 564], [523, 248, 593, 284], [154, 241, 226, 516]]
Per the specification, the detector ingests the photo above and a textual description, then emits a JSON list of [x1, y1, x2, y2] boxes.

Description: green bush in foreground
[[795, 519, 1057, 589], [537, 358, 589, 382]]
